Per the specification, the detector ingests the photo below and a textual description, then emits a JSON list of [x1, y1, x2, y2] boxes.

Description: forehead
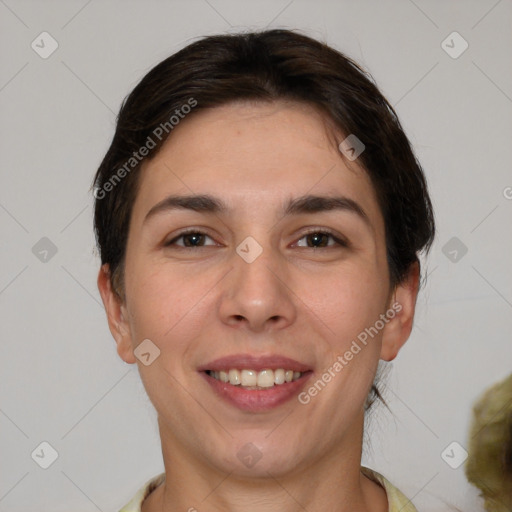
[[131, 101, 384, 234]]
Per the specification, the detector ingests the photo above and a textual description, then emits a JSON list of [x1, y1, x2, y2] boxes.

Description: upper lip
[[198, 354, 312, 373]]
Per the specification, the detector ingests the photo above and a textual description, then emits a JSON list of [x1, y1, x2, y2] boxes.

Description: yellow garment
[[119, 466, 418, 511]]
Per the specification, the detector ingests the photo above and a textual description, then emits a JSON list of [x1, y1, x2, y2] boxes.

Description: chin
[[216, 434, 306, 478]]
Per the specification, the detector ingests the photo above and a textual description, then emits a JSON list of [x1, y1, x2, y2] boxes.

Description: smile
[[206, 369, 304, 389]]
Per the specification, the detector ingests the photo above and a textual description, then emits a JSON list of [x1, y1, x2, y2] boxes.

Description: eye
[[164, 228, 348, 250], [165, 230, 216, 248], [295, 229, 348, 249]]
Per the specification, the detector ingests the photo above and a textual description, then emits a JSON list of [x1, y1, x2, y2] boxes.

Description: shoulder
[[118, 472, 165, 512], [361, 466, 418, 512]]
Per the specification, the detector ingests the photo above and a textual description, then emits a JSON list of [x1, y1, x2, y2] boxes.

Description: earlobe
[[380, 261, 420, 362], [97, 264, 136, 364]]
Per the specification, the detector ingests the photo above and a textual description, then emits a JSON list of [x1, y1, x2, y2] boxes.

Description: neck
[[142, 413, 388, 512]]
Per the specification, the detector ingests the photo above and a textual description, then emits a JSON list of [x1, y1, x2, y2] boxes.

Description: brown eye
[[296, 230, 348, 249], [165, 231, 215, 248]]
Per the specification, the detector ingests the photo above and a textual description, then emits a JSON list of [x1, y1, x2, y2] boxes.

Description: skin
[[98, 100, 420, 512]]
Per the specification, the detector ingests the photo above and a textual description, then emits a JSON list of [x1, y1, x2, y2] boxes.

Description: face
[[98, 100, 418, 478]]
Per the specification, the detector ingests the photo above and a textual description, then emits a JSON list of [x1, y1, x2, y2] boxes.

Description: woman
[[93, 29, 435, 512]]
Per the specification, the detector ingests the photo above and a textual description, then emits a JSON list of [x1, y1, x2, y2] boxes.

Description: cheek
[[124, 261, 185, 339], [303, 265, 388, 344], [303, 272, 386, 409], [125, 261, 215, 366]]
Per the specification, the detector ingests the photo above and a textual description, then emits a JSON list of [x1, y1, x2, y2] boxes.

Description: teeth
[[228, 369, 241, 385], [241, 369, 257, 387], [257, 369, 275, 388], [209, 369, 304, 388], [274, 369, 285, 384]]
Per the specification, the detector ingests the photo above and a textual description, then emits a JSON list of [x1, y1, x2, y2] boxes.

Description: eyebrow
[[143, 193, 371, 227]]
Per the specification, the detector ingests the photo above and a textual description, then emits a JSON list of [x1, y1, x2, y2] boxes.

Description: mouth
[[198, 354, 313, 412], [205, 368, 304, 389]]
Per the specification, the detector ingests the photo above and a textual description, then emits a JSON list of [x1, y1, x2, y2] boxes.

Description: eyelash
[[164, 228, 349, 250]]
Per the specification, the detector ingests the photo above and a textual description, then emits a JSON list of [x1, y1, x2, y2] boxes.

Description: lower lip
[[201, 372, 313, 412]]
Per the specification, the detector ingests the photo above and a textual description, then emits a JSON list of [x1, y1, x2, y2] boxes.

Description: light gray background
[[1, 1, 511, 511]]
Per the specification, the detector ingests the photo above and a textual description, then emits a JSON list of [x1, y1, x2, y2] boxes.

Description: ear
[[380, 261, 420, 362], [97, 264, 136, 364]]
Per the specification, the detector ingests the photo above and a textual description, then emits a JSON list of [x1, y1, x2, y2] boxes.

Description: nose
[[218, 242, 297, 333]]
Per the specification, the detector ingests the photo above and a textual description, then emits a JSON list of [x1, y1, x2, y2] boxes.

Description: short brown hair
[[91, 29, 436, 410]]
